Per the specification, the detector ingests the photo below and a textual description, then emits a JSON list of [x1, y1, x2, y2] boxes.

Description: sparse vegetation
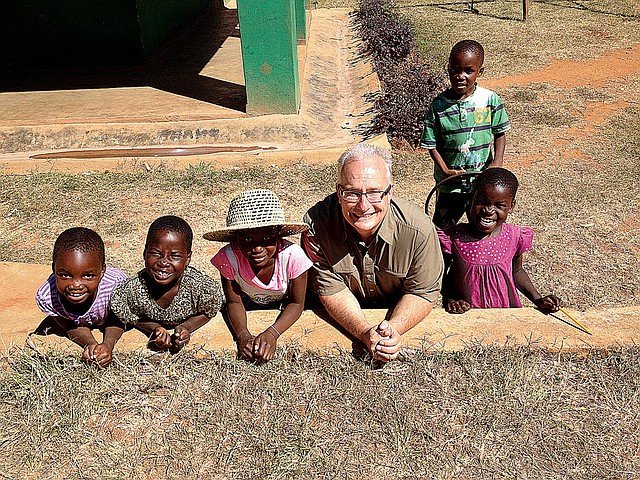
[[1, 345, 639, 479], [1, 1, 640, 477], [352, 0, 445, 146]]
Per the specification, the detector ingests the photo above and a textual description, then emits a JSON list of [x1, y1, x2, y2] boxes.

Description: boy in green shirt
[[420, 40, 510, 229]]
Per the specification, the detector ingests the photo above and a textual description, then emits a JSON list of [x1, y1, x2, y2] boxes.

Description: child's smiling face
[[467, 183, 515, 238], [448, 50, 484, 100], [235, 227, 279, 270], [53, 249, 105, 312], [144, 229, 191, 287]]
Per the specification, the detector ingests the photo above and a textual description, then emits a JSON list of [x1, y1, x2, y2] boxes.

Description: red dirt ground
[[484, 43, 640, 167]]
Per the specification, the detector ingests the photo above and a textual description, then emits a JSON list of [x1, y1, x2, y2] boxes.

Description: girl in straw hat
[[205, 189, 312, 362]]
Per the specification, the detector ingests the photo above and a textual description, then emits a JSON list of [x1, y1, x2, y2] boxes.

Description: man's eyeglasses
[[338, 184, 392, 204]]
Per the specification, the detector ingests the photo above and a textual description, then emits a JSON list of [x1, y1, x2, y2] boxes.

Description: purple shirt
[[438, 223, 533, 308], [36, 266, 128, 328]]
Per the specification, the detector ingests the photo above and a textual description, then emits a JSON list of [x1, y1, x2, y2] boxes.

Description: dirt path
[[485, 43, 640, 89], [481, 43, 640, 176]]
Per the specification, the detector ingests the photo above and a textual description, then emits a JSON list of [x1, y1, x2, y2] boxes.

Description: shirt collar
[[377, 201, 394, 245]]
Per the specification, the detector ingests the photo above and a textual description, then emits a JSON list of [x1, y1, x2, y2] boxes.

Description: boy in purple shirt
[[35, 227, 127, 366]]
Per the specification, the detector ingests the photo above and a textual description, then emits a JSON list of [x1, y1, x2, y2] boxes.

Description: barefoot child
[[111, 216, 222, 352], [205, 190, 312, 362], [35, 227, 128, 366], [438, 168, 560, 314], [420, 39, 511, 229]]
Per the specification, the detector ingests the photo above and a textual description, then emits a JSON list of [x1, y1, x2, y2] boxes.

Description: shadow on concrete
[[30, 316, 67, 338], [0, 4, 247, 113]]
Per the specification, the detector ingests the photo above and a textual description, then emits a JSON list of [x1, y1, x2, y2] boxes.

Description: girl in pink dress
[[438, 168, 560, 314], [205, 190, 312, 362]]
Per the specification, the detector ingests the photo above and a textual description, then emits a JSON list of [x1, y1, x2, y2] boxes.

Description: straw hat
[[203, 189, 309, 242]]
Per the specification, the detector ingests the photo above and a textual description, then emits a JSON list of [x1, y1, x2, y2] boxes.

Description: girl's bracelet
[[267, 325, 281, 339]]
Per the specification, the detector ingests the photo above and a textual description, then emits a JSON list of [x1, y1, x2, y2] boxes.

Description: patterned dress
[[110, 266, 222, 326], [438, 223, 533, 308]]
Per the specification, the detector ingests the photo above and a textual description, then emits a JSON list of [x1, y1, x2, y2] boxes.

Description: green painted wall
[[237, 0, 301, 115], [1, 0, 209, 67], [136, 0, 210, 55]]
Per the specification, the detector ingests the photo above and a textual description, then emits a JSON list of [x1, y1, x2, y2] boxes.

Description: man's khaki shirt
[[302, 194, 443, 306]]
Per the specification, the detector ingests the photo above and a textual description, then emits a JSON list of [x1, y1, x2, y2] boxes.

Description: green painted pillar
[[237, 0, 300, 115], [295, 0, 307, 42]]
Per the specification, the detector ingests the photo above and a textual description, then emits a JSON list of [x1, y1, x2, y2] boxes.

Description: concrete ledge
[[0, 9, 385, 174], [0, 134, 390, 175], [2, 262, 639, 354]]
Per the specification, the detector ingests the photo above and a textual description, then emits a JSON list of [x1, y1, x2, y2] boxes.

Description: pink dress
[[438, 223, 534, 308]]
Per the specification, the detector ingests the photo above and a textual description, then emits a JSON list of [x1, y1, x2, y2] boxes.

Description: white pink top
[[211, 240, 312, 306]]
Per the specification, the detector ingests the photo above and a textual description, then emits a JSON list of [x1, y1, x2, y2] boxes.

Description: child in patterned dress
[[35, 227, 128, 366], [110, 216, 222, 353], [438, 168, 560, 314], [206, 190, 312, 362]]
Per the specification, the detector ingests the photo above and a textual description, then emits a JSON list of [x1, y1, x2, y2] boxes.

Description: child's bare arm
[[513, 255, 560, 314], [489, 132, 507, 168], [253, 272, 308, 361], [101, 312, 124, 349], [135, 321, 172, 349], [51, 316, 116, 366], [52, 316, 99, 349], [221, 278, 254, 359], [84, 312, 124, 367], [429, 149, 466, 177]]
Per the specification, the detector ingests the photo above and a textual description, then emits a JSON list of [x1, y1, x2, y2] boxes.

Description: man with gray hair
[[302, 144, 443, 362]]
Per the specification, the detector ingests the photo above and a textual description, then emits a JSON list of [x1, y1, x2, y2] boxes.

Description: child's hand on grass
[[534, 295, 560, 314], [253, 329, 278, 362], [172, 325, 191, 349], [236, 332, 256, 360], [82, 343, 113, 367], [445, 298, 471, 314], [91, 343, 113, 367], [150, 326, 172, 350]]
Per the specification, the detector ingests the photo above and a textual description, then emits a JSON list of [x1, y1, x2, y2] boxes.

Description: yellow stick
[[559, 307, 592, 335]]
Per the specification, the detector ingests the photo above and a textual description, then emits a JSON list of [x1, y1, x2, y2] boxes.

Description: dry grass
[[1, 120, 638, 309], [0, 164, 337, 275], [395, 0, 640, 75], [1, 2, 638, 309], [1, 345, 639, 479], [1, 3, 640, 477]]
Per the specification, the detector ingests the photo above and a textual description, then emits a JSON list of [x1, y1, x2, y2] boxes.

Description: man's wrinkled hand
[[373, 321, 401, 363]]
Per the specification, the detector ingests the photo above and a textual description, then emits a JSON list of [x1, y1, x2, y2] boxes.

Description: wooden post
[[523, 0, 530, 21]]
